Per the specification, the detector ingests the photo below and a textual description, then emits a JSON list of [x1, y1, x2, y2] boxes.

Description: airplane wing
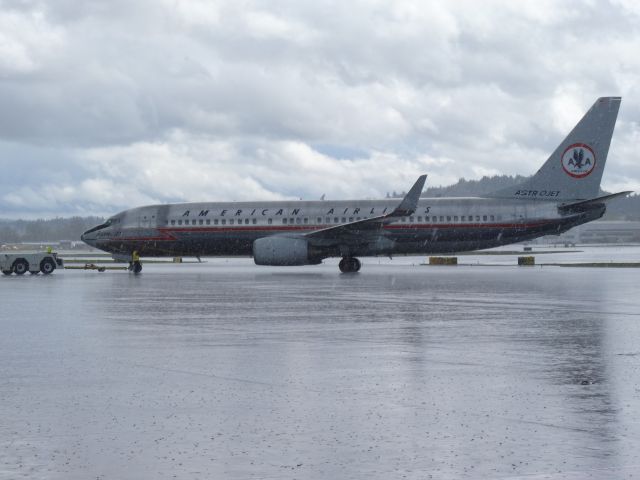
[[558, 191, 633, 214], [305, 175, 427, 242]]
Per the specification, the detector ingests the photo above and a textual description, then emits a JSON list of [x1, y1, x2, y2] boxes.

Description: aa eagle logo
[[561, 143, 596, 178]]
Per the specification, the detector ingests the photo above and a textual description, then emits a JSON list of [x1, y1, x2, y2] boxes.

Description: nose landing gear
[[339, 256, 361, 273]]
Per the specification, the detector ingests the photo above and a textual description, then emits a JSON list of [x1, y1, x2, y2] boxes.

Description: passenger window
[[206, 219, 210, 225], [454, 216, 458, 221], [475, 215, 480, 221], [446, 216, 451, 221], [229, 219, 234, 225], [296, 218, 301, 224], [401, 217, 406, 222], [304, 218, 308, 224], [349, 217, 354, 222], [317, 217, 322, 223], [439, 216, 444, 222], [341, 217, 346, 223], [283, 218, 287, 224], [214, 219, 219, 225], [252, 219, 257, 224], [497, 215, 503, 221], [171, 220, 175, 225], [177, 220, 182, 225], [268, 218, 273, 225], [199, 219, 204, 225], [245, 219, 249, 224], [325, 217, 330, 223], [221, 219, 226, 225], [490, 215, 495, 221], [191, 220, 196, 225], [334, 218, 339, 223], [425, 216, 430, 222], [410, 216, 414, 222], [483, 215, 487, 221], [417, 216, 422, 222], [356, 217, 361, 221]]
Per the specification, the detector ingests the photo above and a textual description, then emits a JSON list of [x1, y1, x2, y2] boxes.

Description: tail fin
[[488, 97, 621, 201]]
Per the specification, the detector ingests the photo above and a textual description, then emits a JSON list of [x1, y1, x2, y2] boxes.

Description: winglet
[[390, 175, 427, 217]]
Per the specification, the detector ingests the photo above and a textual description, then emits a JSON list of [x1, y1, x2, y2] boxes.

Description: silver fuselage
[[81, 197, 603, 258]]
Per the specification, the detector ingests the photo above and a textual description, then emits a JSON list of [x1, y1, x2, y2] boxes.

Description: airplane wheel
[[2, 270, 12, 276], [352, 257, 361, 272], [40, 258, 56, 275], [339, 257, 361, 273], [132, 261, 142, 274], [13, 259, 28, 275]]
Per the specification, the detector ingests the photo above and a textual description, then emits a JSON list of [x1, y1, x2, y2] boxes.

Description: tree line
[[0, 216, 104, 244]]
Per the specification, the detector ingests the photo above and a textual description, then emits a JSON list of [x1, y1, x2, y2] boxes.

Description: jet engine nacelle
[[253, 236, 320, 266]]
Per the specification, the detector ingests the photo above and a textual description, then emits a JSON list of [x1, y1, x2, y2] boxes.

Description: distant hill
[[421, 175, 529, 197], [0, 216, 104, 244]]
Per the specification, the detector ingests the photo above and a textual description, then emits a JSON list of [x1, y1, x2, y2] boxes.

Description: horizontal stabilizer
[[558, 191, 632, 214]]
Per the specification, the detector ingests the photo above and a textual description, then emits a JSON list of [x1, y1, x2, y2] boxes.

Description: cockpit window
[[84, 219, 111, 235], [83, 217, 120, 235]]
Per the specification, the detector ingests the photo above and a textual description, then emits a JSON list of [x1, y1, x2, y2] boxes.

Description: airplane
[[82, 97, 631, 273]]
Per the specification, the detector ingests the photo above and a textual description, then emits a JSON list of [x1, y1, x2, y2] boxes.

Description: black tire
[[351, 257, 361, 272], [132, 261, 142, 274], [339, 257, 361, 273], [13, 259, 29, 275], [2, 269, 12, 276], [339, 257, 349, 273], [40, 258, 56, 275]]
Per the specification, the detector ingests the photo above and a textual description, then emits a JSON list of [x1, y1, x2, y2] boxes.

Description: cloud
[[0, 0, 639, 217]]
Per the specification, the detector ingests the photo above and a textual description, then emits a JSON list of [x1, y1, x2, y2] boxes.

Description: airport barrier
[[429, 256, 458, 265], [518, 256, 535, 266]]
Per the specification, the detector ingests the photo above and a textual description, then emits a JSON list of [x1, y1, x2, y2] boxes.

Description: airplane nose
[[81, 230, 95, 246]]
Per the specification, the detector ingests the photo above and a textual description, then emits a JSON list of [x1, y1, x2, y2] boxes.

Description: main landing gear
[[339, 256, 361, 273]]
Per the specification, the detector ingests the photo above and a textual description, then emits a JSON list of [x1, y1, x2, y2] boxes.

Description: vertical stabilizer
[[488, 97, 621, 201]]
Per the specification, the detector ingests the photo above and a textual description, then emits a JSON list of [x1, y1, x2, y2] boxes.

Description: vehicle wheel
[[2, 269, 12, 276], [13, 259, 29, 275], [132, 261, 142, 274], [40, 258, 56, 275]]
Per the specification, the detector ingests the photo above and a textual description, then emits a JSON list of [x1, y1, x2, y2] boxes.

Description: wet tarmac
[[2, 250, 640, 479]]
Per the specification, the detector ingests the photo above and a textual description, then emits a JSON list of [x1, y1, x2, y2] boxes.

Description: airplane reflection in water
[[82, 97, 630, 273]]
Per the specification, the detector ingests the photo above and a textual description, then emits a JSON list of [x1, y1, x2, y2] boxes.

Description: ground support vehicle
[[1, 252, 63, 275]]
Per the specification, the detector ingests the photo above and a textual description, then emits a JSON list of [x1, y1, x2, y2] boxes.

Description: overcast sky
[[1, 0, 639, 218]]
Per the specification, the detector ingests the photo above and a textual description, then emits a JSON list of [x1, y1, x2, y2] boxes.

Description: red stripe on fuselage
[[114, 220, 556, 242]]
